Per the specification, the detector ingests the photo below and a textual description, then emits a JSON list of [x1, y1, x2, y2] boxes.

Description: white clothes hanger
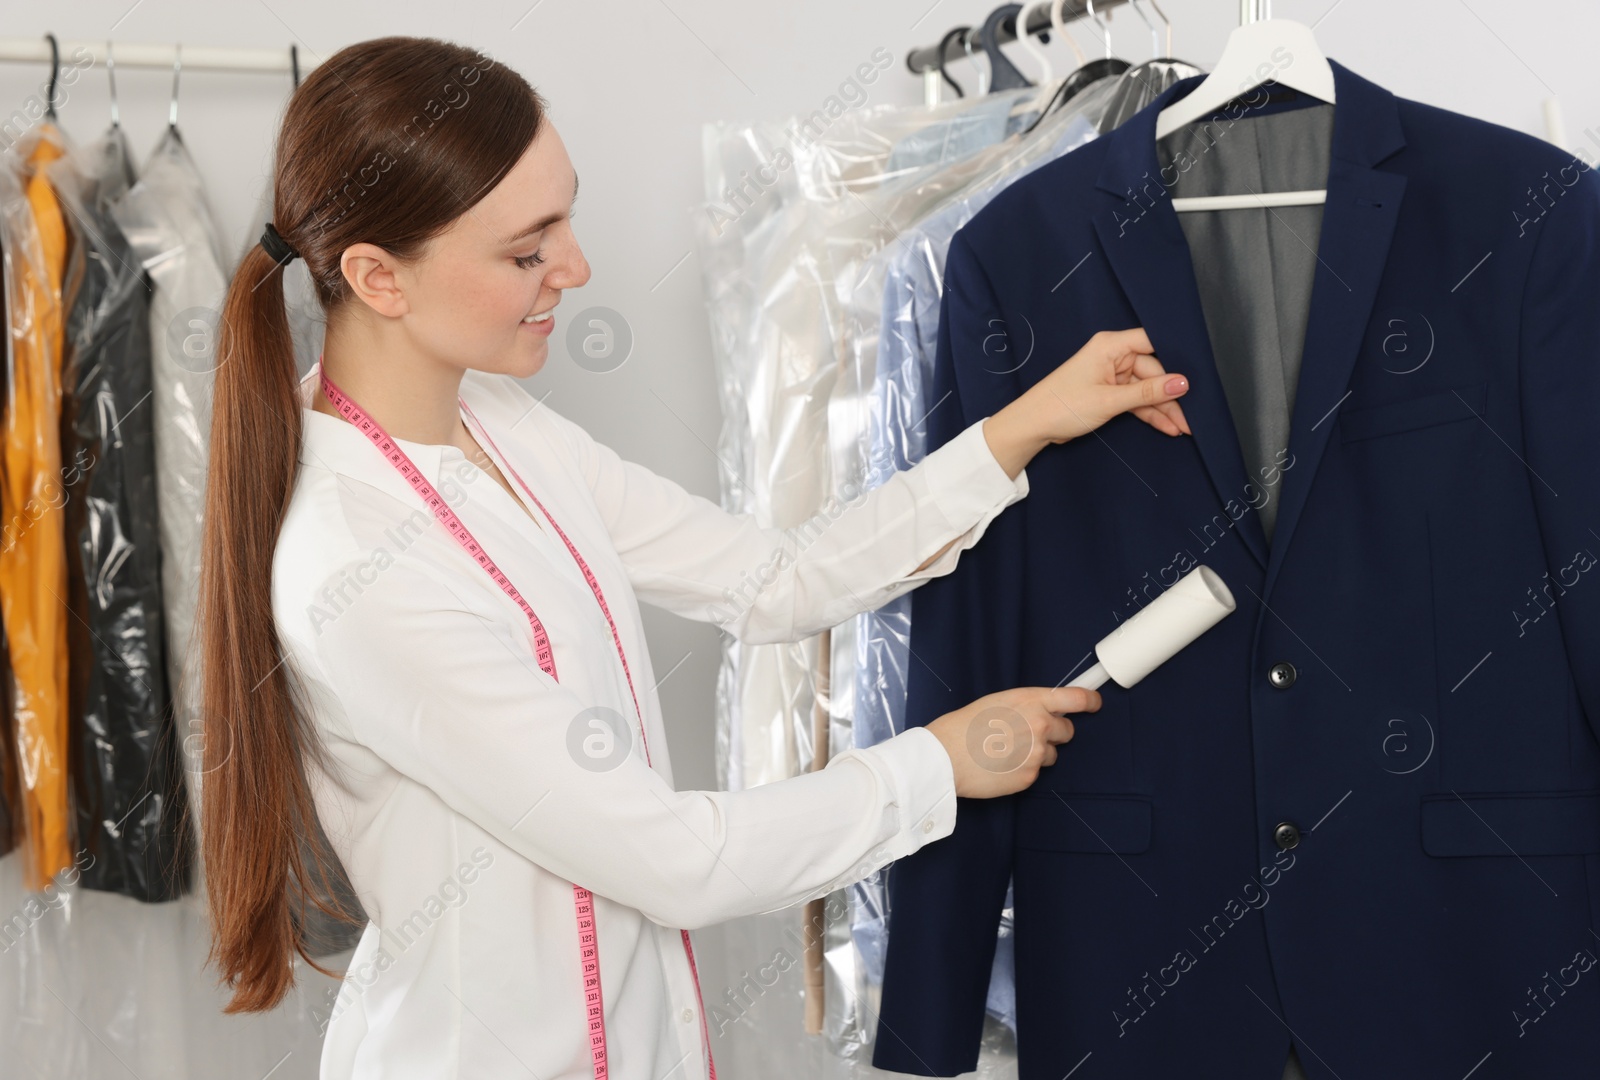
[[1160, 1, 1335, 212], [1049, 0, 1088, 67], [1014, 2, 1055, 84], [1082, 0, 1114, 61], [1129, 0, 1164, 61], [106, 40, 120, 128], [1145, 0, 1173, 60], [1542, 96, 1568, 150], [964, 28, 991, 97], [1009, 1, 1068, 119]]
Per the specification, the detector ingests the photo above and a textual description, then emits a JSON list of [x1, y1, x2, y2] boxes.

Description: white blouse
[[272, 364, 1029, 1080]]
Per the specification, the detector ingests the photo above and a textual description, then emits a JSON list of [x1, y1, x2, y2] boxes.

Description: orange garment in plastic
[[2, 128, 72, 891]]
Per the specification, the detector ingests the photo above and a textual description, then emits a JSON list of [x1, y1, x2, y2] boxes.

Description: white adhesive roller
[[1067, 566, 1237, 690]]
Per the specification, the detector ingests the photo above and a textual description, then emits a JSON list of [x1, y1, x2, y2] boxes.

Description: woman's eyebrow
[[508, 174, 580, 241]]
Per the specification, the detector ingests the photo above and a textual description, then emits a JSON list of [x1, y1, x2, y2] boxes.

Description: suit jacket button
[[1274, 822, 1301, 850], [1268, 661, 1298, 689]]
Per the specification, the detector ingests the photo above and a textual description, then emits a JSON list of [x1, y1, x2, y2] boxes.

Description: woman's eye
[[514, 250, 546, 269]]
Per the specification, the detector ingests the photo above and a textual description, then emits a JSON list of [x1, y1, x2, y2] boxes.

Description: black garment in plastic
[[53, 124, 191, 901]]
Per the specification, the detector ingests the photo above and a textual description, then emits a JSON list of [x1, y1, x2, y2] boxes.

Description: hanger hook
[[978, 4, 1035, 92], [1014, 2, 1054, 84], [290, 43, 301, 89], [169, 42, 182, 129], [932, 25, 969, 99], [1144, 0, 1172, 57], [1084, 0, 1112, 61], [1049, 0, 1087, 66], [961, 27, 990, 96], [107, 40, 120, 127], [44, 32, 60, 122], [1129, 0, 1159, 60]]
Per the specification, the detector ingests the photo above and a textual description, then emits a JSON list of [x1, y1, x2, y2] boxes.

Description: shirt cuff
[[834, 726, 958, 861], [921, 416, 1030, 535]]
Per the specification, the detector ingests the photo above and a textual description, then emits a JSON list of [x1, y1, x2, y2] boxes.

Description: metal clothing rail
[[0, 36, 310, 74], [904, 0, 1134, 74]]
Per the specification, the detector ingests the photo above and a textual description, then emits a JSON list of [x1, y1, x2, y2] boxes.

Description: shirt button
[[681, 1007, 695, 1023], [1268, 661, 1298, 689], [1273, 821, 1302, 851], [922, 818, 935, 834]]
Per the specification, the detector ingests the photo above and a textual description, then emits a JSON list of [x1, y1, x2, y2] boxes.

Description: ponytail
[[199, 241, 355, 1012], [194, 35, 544, 1013]]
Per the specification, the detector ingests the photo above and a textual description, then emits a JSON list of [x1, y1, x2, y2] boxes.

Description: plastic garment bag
[[0, 840, 338, 1080], [697, 86, 1037, 796], [833, 70, 1199, 1039], [1, 123, 341, 1080], [0, 215, 15, 863], [0, 620, 14, 858], [0, 124, 73, 894], [832, 75, 1122, 1047], [1096, 59, 1204, 133], [695, 85, 1081, 1076], [49, 122, 192, 902], [108, 126, 229, 818]]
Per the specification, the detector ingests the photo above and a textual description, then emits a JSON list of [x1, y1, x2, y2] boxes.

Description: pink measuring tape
[[318, 366, 717, 1080]]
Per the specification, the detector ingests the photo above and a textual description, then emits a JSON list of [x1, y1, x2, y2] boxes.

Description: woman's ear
[[340, 242, 411, 319]]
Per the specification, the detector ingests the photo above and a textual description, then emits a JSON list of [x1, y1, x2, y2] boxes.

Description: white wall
[[0, 0, 1591, 794], [0, 1, 1593, 1073]]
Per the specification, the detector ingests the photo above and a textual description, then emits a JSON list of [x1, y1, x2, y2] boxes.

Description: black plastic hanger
[[1019, 56, 1131, 136], [44, 32, 60, 122], [921, 25, 971, 99]]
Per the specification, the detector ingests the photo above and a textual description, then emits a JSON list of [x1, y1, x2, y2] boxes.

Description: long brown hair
[[198, 36, 545, 1013]]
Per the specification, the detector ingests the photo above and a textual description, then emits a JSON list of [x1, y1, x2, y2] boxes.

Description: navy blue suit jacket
[[874, 60, 1600, 1079]]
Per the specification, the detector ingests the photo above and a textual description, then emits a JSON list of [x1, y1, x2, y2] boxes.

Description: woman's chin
[[473, 340, 548, 380]]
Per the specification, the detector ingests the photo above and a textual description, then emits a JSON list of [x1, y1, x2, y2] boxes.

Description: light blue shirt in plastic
[[849, 111, 1101, 1035]]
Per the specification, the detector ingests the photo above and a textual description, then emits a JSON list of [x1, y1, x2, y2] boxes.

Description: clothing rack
[[904, 0, 1134, 74], [0, 36, 308, 74]]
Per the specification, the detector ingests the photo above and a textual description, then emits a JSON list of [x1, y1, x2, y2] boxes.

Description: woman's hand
[[981, 327, 1191, 480], [925, 686, 1100, 798]]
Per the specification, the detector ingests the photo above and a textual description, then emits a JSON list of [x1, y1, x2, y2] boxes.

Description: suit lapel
[[1261, 62, 1408, 601], [1089, 61, 1408, 586], [1092, 81, 1270, 570]]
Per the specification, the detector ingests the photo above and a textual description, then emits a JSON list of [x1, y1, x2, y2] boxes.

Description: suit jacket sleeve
[[874, 228, 1029, 1076], [1518, 164, 1600, 745]]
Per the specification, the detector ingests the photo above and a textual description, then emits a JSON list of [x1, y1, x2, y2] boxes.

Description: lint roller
[[1067, 565, 1237, 690]]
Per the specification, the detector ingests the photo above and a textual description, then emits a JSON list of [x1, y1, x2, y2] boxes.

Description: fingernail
[[1165, 376, 1188, 395]]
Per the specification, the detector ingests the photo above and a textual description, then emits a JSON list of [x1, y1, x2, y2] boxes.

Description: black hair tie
[[260, 221, 299, 264]]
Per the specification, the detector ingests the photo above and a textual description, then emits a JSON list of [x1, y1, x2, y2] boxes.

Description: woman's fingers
[[1117, 346, 1170, 389], [1109, 372, 1190, 429], [1035, 684, 1100, 716], [1133, 399, 1193, 436], [1133, 404, 1181, 436], [1096, 326, 1156, 361], [932, 686, 1101, 797], [1117, 342, 1192, 436], [1098, 337, 1192, 436]]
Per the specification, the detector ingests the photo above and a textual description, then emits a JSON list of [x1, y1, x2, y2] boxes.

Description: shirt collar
[[297, 361, 461, 503]]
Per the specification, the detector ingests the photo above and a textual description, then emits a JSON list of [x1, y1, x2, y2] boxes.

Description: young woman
[[197, 35, 1190, 1080]]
